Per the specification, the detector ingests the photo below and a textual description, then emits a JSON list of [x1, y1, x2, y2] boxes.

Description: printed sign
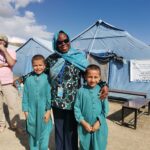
[[130, 60, 150, 82]]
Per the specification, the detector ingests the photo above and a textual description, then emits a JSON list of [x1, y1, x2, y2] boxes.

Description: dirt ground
[[0, 100, 150, 150]]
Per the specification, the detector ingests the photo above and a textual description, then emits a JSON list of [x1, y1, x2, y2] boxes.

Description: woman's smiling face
[[57, 33, 70, 53]]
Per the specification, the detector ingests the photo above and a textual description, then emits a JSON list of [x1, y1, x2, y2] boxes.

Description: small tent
[[13, 37, 54, 76], [71, 20, 150, 98]]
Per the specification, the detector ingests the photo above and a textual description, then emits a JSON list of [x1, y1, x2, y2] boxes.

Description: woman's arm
[[98, 81, 109, 100]]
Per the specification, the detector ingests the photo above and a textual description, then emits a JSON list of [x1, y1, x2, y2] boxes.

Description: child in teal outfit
[[74, 64, 109, 150], [22, 55, 52, 150]]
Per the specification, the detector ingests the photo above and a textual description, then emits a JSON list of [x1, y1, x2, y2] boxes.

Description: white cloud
[[9, 36, 26, 44], [0, 0, 16, 17], [14, 0, 43, 9], [0, 0, 52, 43], [25, 11, 35, 18]]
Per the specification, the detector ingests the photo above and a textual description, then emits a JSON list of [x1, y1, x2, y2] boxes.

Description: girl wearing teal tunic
[[22, 55, 52, 150], [74, 64, 109, 150]]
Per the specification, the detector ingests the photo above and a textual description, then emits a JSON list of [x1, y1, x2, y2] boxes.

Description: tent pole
[[87, 26, 99, 60]]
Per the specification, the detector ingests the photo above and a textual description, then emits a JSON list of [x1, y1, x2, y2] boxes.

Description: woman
[[45, 30, 108, 150]]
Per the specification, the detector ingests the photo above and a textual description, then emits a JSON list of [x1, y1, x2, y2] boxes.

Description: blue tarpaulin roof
[[13, 37, 54, 76]]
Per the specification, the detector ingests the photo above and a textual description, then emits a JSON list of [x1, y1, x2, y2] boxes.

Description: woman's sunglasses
[[57, 38, 69, 45]]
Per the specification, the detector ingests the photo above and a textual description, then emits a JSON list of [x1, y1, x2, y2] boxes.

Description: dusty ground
[[0, 100, 150, 150]]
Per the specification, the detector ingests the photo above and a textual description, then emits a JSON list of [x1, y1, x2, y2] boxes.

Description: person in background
[[74, 64, 109, 150], [45, 30, 109, 150], [22, 54, 53, 149], [0, 34, 21, 132]]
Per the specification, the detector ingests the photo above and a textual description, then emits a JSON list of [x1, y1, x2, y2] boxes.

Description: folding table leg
[[122, 107, 125, 125], [148, 102, 150, 115], [134, 109, 138, 129]]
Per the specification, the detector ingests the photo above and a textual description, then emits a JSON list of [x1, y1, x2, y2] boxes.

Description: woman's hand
[[100, 85, 109, 100], [13, 77, 23, 88]]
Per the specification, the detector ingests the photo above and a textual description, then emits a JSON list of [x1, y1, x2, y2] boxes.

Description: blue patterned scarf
[[50, 31, 89, 79]]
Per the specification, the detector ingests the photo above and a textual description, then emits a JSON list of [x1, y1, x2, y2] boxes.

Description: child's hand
[[44, 110, 51, 123], [81, 120, 92, 133], [24, 112, 28, 119], [92, 120, 100, 132]]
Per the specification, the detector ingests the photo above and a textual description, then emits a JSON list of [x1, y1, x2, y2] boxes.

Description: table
[[122, 98, 150, 129]]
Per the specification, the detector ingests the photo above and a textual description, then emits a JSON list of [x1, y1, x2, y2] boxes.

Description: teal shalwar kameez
[[74, 85, 109, 150], [22, 72, 53, 150]]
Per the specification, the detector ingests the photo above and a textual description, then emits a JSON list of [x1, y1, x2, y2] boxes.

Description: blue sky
[[25, 0, 150, 44], [0, 0, 150, 44]]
